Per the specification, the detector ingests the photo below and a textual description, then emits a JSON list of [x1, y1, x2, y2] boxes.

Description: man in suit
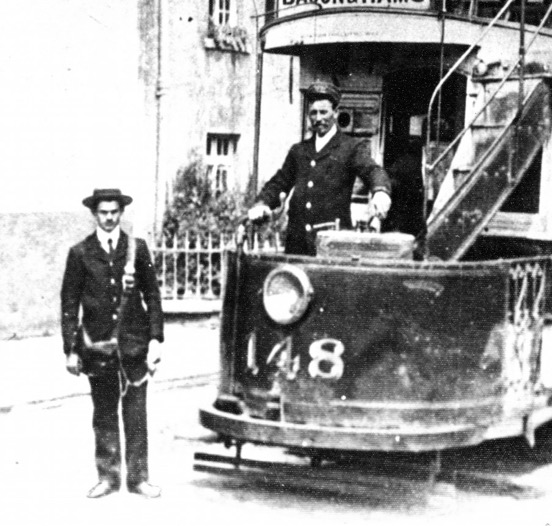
[[248, 81, 392, 256], [61, 188, 164, 498]]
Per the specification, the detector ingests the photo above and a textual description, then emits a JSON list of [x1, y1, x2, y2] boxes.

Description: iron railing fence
[[152, 230, 283, 308]]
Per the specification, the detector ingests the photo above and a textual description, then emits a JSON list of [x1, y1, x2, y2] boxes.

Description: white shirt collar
[[315, 124, 337, 152], [96, 226, 121, 254]]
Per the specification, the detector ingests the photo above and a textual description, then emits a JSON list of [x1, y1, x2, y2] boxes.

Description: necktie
[[107, 238, 114, 259]]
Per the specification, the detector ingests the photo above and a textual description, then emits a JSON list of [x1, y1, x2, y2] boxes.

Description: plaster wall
[[257, 53, 303, 189], [141, 0, 259, 194], [0, 0, 151, 337], [0, 0, 300, 337], [138, 1, 298, 198]]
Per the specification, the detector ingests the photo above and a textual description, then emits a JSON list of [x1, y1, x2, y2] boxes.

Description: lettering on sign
[[280, 0, 430, 12]]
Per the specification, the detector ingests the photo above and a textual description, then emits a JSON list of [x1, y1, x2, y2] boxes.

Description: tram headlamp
[[263, 265, 313, 325]]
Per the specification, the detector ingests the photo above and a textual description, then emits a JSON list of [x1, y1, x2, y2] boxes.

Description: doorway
[[381, 67, 466, 236]]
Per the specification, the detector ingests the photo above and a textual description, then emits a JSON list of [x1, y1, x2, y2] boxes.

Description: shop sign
[[279, 0, 431, 13]]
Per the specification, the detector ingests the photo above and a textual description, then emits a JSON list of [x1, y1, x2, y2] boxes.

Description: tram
[[199, 0, 552, 454]]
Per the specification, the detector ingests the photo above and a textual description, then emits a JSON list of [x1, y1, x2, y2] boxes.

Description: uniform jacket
[[256, 130, 391, 255], [61, 231, 164, 376]]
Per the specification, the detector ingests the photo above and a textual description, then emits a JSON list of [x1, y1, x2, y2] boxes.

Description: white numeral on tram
[[247, 332, 259, 375], [267, 336, 300, 380], [308, 339, 345, 380]]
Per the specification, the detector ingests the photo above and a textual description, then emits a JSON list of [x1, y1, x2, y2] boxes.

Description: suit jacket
[[257, 130, 391, 255], [61, 231, 164, 375]]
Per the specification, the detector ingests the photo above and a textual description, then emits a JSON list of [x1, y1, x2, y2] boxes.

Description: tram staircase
[[425, 74, 552, 261]]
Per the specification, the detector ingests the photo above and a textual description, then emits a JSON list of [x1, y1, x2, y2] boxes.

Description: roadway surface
[[1, 317, 552, 526]]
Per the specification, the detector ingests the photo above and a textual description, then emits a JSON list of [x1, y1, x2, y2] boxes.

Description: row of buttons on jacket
[[304, 160, 318, 231], [108, 264, 120, 321]]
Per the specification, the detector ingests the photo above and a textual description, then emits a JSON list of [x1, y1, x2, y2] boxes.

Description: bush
[[162, 155, 286, 246], [158, 157, 284, 299], [162, 156, 251, 241]]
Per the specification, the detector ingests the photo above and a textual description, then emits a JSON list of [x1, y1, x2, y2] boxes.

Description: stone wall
[[0, 212, 92, 339]]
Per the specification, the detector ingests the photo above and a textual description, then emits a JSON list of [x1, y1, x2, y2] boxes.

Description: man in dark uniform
[[61, 189, 164, 499], [249, 81, 392, 255]]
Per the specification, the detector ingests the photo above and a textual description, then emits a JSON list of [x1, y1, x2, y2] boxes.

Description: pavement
[[3, 315, 552, 526], [0, 315, 221, 411]]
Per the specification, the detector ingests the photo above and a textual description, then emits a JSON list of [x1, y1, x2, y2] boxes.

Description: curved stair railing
[[426, 80, 551, 260], [424, 2, 552, 260], [427, 1, 552, 177], [426, 0, 518, 171]]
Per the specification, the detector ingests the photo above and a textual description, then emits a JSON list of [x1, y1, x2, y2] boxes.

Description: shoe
[[87, 480, 118, 499], [128, 481, 161, 498]]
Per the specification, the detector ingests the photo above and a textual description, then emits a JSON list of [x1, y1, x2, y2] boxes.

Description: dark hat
[[82, 188, 133, 209], [305, 81, 341, 106]]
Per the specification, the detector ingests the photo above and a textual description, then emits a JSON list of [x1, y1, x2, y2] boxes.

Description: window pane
[[206, 134, 239, 191], [222, 167, 227, 191]]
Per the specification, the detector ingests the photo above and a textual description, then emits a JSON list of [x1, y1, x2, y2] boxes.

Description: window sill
[[204, 37, 250, 54]]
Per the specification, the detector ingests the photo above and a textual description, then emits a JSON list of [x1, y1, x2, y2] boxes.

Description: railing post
[[196, 232, 201, 298], [185, 230, 189, 297], [161, 234, 167, 298], [172, 233, 178, 300], [518, 0, 526, 114], [220, 234, 228, 295], [207, 232, 214, 298]]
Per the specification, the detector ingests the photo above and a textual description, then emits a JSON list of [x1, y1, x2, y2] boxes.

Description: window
[[205, 0, 249, 53], [209, 0, 234, 26], [206, 134, 239, 194], [265, 0, 277, 23]]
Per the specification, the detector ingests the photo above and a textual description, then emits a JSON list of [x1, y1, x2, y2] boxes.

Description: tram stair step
[[425, 77, 551, 261]]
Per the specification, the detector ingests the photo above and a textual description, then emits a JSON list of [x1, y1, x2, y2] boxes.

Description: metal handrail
[[425, 0, 516, 169], [427, 2, 552, 174], [426, 79, 548, 239]]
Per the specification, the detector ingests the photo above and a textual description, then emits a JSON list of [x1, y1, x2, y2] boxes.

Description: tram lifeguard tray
[[316, 231, 415, 260]]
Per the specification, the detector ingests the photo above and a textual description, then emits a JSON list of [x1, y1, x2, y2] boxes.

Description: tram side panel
[[210, 251, 552, 449], [224, 254, 536, 429]]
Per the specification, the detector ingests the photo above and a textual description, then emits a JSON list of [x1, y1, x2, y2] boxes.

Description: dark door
[[382, 68, 466, 236]]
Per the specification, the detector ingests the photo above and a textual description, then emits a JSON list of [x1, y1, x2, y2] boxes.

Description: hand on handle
[[66, 352, 82, 376], [247, 203, 271, 223]]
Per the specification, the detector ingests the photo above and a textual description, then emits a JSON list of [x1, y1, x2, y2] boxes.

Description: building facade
[[0, 0, 294, 338]]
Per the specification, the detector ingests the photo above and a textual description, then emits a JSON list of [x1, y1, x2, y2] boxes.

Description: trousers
[[88, 370, 149, 489]]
